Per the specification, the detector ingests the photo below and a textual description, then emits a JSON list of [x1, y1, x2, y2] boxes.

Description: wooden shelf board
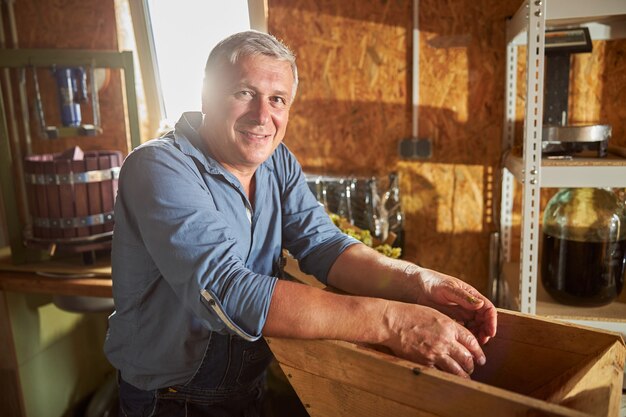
[[536, 281, 626, 323], [502, 262, 626, 327], [0, 273, 112, 298], [506, 152, 626, 171], [0, 246, 111, 276], [504, 153, 626, 188], [0, 246, 112, 297], [543, 155, 626, 167]]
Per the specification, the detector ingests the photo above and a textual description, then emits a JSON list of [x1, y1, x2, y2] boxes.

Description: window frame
[[128, 0, 268, 137]]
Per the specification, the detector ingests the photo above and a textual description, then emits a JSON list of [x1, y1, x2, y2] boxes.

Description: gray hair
[[203, 30, 298, 101]]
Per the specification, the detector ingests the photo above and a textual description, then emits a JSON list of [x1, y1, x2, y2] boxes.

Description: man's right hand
[[263, 280, 487, 380], [379, 301, 487, 379]]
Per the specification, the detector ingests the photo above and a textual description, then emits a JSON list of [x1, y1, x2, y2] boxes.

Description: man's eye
[[236, 90, 254, 99], [271, 96, 287, 105]]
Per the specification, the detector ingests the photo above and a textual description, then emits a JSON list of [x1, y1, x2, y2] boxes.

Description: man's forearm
[[262, 278, 489, 379], [326, 243, 423, 303], [262, 279, 389, 343]]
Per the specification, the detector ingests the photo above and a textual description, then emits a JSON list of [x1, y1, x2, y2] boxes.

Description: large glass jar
[[541, 188, 626, 306]]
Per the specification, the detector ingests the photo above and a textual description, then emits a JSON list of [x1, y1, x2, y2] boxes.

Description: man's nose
[[249, 98, 271, 125]]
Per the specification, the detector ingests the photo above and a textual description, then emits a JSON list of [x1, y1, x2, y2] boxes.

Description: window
[[146, 0, 251, 126]]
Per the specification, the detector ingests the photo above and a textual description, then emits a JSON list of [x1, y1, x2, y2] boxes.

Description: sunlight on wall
[[399, 161, 485, 234]]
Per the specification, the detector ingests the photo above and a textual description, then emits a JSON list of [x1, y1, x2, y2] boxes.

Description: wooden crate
[[269, 262, 625, 417]]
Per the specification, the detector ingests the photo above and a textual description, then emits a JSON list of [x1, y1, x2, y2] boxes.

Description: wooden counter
[[0, 248, 313, 299], [0, 271, 112, 297], [0, 247, 112, 297]]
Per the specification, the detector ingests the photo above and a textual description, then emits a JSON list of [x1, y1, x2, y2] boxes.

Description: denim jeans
[[118, 332, 273, 417]]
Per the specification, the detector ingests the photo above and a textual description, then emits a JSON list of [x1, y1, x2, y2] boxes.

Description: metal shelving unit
[[499, 0, 626, 336]]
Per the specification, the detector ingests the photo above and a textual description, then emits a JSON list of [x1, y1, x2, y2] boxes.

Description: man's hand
[[264, 280, 488, 380], [380, 301, 487, 379], [413, 266, 497, 345], [328, 244, 498, 346], [322, 243, 497, 378]]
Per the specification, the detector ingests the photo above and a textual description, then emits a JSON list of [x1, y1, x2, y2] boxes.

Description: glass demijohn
[[541, 188, 626, 306]]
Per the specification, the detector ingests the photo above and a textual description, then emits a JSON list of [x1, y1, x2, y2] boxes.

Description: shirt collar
[[172, 112, 275, 177]]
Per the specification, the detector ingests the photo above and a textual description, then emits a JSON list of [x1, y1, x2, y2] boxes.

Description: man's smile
[[238, 129, 273, 141]]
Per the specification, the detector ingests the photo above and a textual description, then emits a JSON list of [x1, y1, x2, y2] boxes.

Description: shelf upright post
[[519, 0, 546, 314], [500, 31, 519, 265]]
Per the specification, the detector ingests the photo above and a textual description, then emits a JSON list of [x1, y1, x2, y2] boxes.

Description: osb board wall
[[513, 39, 626, 148], [6, 0, 129, 156], [569, 40, 626, 137], [271, 1, 409, 175], [268, 0, 626, 292]]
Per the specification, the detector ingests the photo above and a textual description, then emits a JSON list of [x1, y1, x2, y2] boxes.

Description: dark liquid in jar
[[541, 234, 626, 306]]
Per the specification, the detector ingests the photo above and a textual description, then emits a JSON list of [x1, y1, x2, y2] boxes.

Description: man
[[105, 31, 497, 416]]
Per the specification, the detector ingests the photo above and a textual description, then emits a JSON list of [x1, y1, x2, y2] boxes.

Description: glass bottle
[[366, 178, 388, 242], [383, 173, 404, 251], [541, 188, 626, 306], [337, 178, 355, 225]]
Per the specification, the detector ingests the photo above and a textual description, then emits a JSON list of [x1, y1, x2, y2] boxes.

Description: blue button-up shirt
[[104, 112, 357, 389]]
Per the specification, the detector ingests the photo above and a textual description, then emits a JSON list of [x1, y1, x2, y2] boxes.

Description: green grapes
[[374, 244, 402, 259], [328, 213, 401, 259]]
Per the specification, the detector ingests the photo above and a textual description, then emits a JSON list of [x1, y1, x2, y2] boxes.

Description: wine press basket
[[23, 146, 122, 254]]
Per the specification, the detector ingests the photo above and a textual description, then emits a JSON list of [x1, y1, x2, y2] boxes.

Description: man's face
[[201, 54, 294, 173]]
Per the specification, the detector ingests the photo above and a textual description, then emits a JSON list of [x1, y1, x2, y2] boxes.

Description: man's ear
[[202, 85, 211, 114], [201, 80, 209, 114]]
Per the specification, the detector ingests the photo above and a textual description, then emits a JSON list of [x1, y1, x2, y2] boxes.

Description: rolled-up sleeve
[[276, 147, 359, 284], [118, 145, 276, 339]]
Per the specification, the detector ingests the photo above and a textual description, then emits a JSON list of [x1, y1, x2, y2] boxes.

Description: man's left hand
[[414, 267, 497, 345]]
